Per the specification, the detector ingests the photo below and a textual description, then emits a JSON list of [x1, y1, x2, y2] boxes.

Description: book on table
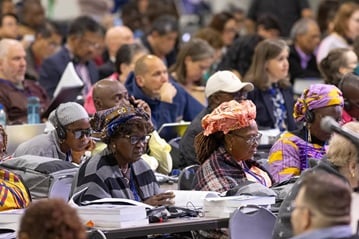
[[0, 209, 25, 230], [166, 190, 220, 209], [204, 195, 276, 218], [69, 188, 151, 228]]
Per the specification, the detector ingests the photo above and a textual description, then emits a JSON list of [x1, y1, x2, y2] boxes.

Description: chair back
[[229, 205, 276, 239], [177, 164, 199, 190], [48, 174, 75, 201]]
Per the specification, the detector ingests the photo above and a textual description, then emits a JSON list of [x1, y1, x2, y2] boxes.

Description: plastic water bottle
[[27, 96, 40, 124], [0, 104, 6, 126]]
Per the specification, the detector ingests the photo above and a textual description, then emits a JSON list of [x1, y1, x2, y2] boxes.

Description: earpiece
[[54, 109, 66, 140], [304, 110, 315, 123]]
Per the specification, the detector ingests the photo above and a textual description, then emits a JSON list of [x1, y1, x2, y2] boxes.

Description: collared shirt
[[295, 45, 312, 70], [290, 225, 353, 239]]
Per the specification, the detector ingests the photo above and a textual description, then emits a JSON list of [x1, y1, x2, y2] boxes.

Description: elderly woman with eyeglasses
[[194, 100, 273, 193], [73, 104, 174, 206], [268, 84, 344, 184]]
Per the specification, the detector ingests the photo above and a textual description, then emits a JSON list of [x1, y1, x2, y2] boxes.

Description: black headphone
[[337, 75, 351, 110], [304, 91, 315, 123], [54, 109, 67, 140]]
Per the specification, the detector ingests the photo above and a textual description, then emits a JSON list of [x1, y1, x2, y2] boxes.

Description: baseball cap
[[205, 71, 254, 98]]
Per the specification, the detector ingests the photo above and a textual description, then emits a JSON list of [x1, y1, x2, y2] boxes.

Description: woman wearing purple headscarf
[[268, 84, 344, 183]]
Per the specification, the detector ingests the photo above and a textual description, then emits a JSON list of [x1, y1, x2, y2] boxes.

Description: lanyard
[[241, 162, 267, 187], [129, 169, 140, 201]]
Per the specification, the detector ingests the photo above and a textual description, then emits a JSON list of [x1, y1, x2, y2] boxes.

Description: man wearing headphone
[[268, 84, 344, 183], [14, 102, 92, 163]]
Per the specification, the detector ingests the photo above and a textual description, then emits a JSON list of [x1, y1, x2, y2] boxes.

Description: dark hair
[[300, 171, 351, 225], [256, 14, 281, 33], [150, 15, 179, 35], [319, 48, 352, 86], [35, 20, 61, 39], [115, 42, 148, 74], [68, 15, 104, 37], [18, 199, 86, 239], [208, 11, 235, 33], [195, 132, 225, 164], [0, 12, 18, 26], [316, 0, 340, 35]]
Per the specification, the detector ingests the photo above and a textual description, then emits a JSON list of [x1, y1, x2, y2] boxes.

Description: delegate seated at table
[[194, 100, 273, 193], [73, 104, 174, 206]]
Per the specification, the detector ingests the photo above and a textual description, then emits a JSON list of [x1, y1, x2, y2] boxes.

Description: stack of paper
[[0, 209, 25, 231], [75, 204, 149, 229], [166, 190, 220, 208], [204, 195, 276, 218], [69, 188, 151, 229]]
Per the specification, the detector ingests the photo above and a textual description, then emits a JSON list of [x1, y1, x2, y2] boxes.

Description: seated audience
[[39, 16, 104, 99], [179, 70, 254, 168], [208, 11, 237, 48], [25, 21, 62, 82], [289, 18, 321, 84], [316, 2, 359, 63], [169, 38, 215, 105], [18, 199, 86, 239], [17, 0, 45, 38], [14, 102, 93, 164], [85, 42, 148, 114], [268, 84, 343, 183], [140, 15, 179, 67], [0, 13, 18, 39], [73, 104, 175, 206], [319, 48, 358, 86], [338, 73, 359, 123], [126, 54, 204, 140], [194, 100, 273, 193], [273, 121, 359, 239], [217, 14, 281, 77], [290, 171, 358, 239], [98, 25, 134, 80], [0, 39, 49, 124], [92, 78, 172, 175], [244, 39, 296, 132]]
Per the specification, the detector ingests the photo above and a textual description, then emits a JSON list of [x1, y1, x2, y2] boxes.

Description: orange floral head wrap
[[202, 100, 256, 136]]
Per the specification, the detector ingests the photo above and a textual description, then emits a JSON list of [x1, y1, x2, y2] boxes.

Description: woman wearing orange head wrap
[[194, 100, 273, 193]]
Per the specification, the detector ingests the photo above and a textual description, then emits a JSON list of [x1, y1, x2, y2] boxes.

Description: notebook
[[157, 122, 191, 137], [5, 123, 47, 154], [42, 86, 83, 119]]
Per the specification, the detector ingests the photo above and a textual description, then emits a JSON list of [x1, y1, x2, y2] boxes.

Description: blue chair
[[229, 205, 276, 239]]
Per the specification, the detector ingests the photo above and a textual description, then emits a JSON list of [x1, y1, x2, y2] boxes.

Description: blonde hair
[[327, 121, 359, 166]]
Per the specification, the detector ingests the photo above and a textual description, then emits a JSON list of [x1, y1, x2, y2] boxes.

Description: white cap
[[205, 71, 254, 98]]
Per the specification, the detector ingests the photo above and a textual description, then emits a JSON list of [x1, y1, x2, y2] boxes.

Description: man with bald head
[[125, 54, 204, 140], [92, 78, 173, 174], [98, 26, 134, 79], [0, 39, 49, 124]]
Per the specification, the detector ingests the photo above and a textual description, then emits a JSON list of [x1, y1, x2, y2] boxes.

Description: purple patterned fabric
[[268, 132, 326, 183]]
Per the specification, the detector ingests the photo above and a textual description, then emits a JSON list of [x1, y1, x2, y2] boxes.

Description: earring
[[307, 125, 312, 143], [352, 171, 356, 178]]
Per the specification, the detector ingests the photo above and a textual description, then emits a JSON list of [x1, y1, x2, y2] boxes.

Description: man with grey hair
[[0, 38, 49, 124], [289, 18, 321, 84]]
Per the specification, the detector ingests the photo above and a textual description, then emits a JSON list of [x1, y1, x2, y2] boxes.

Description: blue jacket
[[39, 47, 99, 99], [125, 72, 204, 140]]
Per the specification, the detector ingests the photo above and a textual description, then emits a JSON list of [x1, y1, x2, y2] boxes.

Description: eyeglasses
[[231, 91, 248, 101], [67, 128, 92, 139], [123, 135, 151, 145], [233, 132, 262, 145]]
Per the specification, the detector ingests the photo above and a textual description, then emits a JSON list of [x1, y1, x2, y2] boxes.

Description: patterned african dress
[[268, 128, 326, 183]]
